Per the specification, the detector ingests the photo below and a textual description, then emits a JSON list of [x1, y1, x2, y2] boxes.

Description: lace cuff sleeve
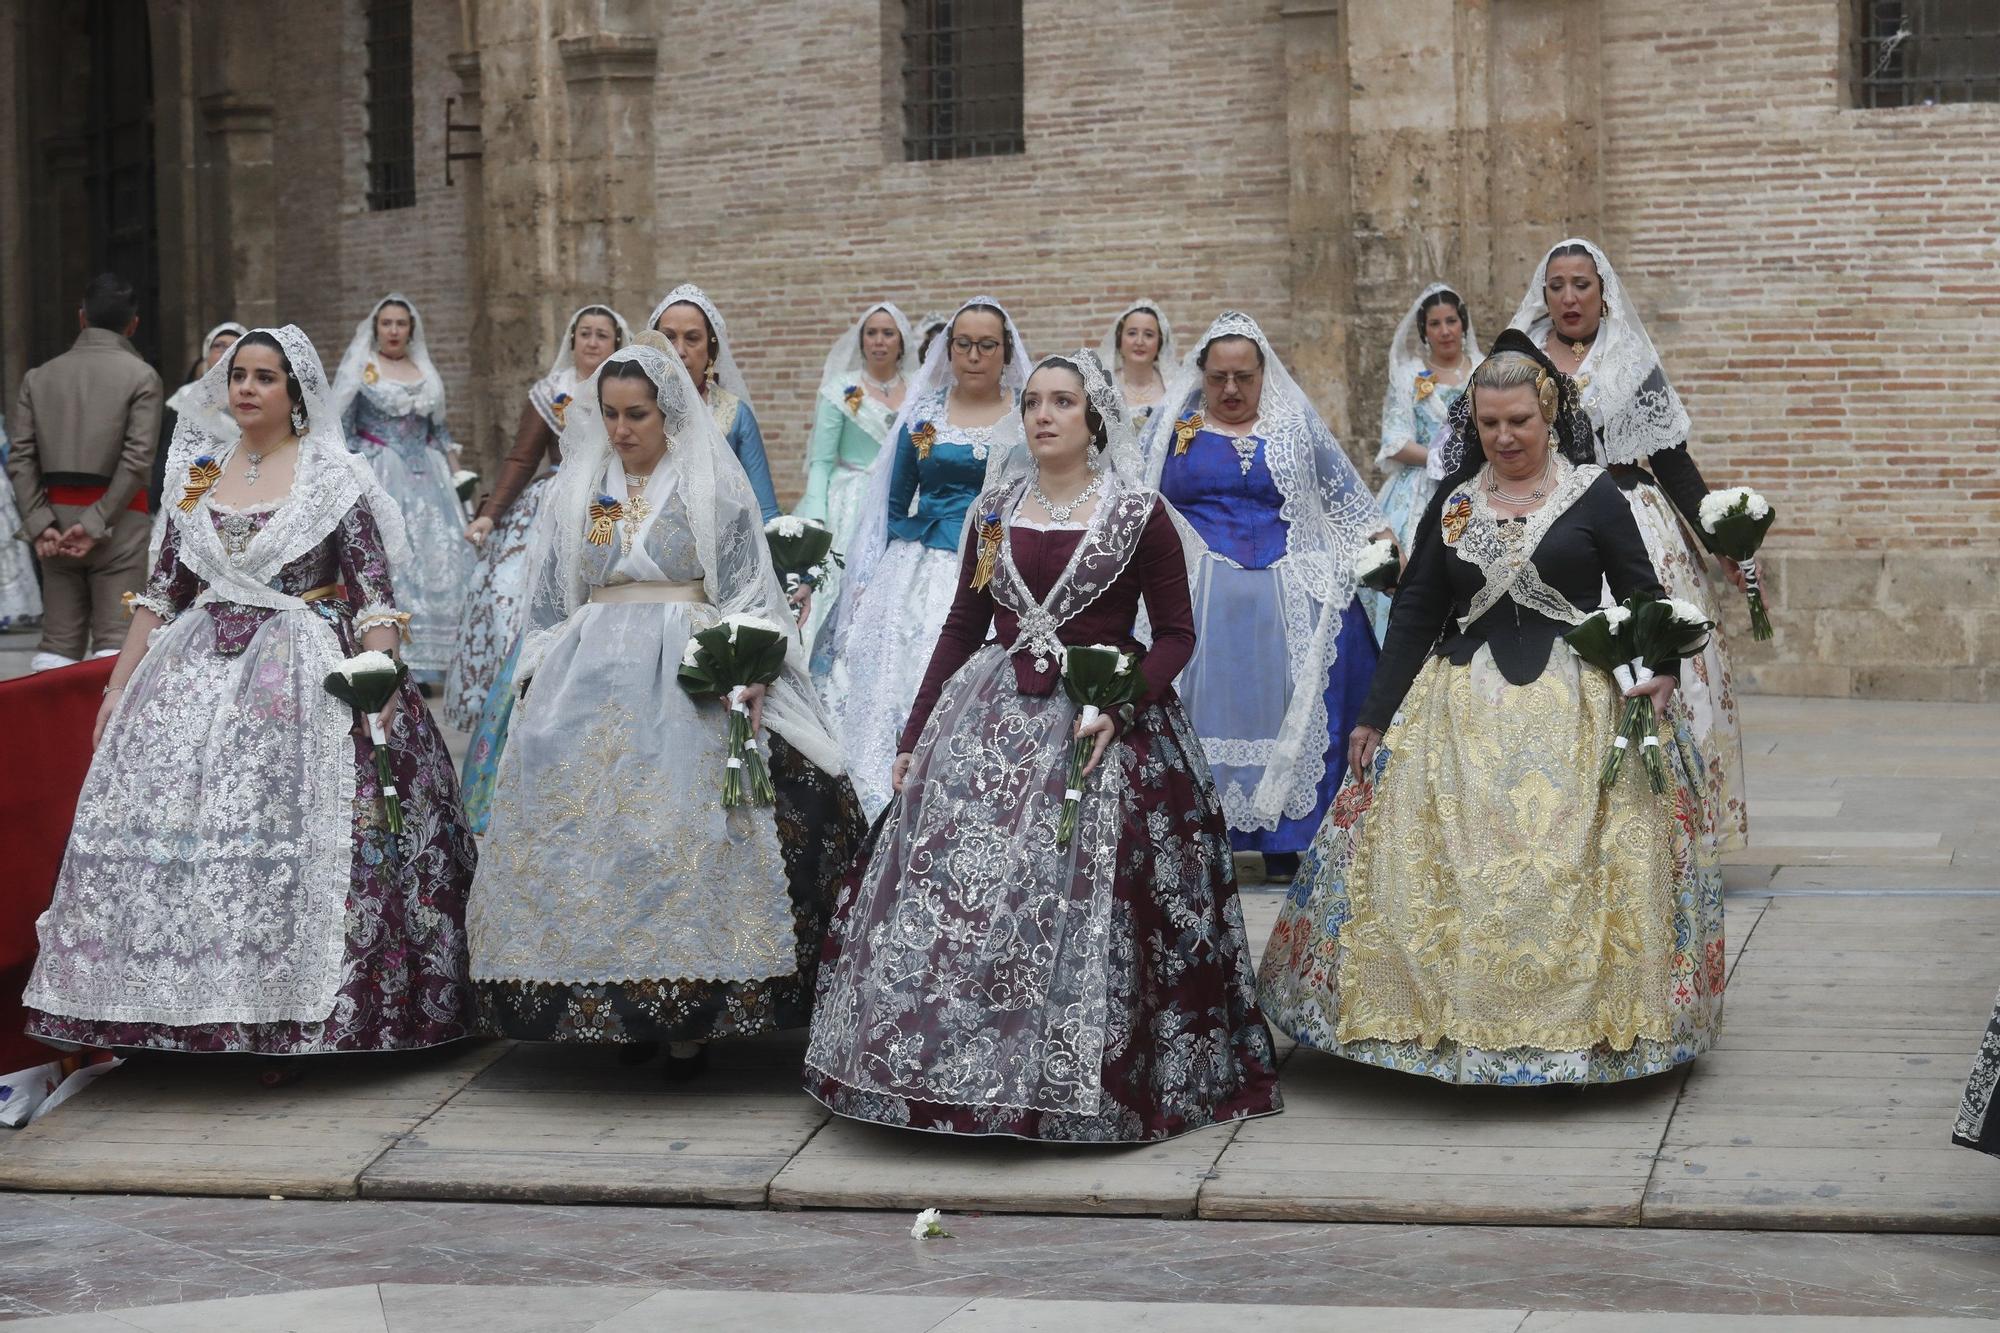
[[338, 501, 406, 639]]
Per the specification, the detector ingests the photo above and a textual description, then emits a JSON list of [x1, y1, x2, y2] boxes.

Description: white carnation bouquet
[[676, 613, 790, 807], [1055, 644, 1142, 847], [324, 650, 409, 833], [1698, 486, 1776, 640], [1356, 536, 1400, 594]]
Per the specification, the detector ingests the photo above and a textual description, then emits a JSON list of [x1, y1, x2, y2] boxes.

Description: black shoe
[[617, 1041, 659, 1066], [661, 1044, 709, 1083], [1263, 852, 1301, 883]]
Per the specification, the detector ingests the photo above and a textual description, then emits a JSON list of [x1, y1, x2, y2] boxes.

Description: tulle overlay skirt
[[443, 474, 548, 731], [28, 612, 476, 1055], [477, 734, 866, 1044], [1624, 481, 1748, 852], [1257, 645, 1724, 1086], [805, 644, 1283, 1142], [469, 599, 867, 1045], [800, 461, 870, 666], [1361, 465, 1435, 643], [824, 539, 962, 817]]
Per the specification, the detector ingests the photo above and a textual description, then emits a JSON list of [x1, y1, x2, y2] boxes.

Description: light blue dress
[[1364, 374, 1462, 642]]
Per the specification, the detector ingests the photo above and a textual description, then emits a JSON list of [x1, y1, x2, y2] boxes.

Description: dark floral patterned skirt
[[29, 678, 477, 1056], [806, 663, 1283, 1143], [476, 735, 866, 1045]]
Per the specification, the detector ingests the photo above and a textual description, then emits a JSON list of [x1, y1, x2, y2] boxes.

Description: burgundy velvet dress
[[804, 482, 1282, 1142]]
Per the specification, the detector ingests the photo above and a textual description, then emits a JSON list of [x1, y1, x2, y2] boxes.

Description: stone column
[[447, 44, 494, 467], [558, 27, 659, 327], [1279, 0, 1356, 445], [188, 8, 277, 331]]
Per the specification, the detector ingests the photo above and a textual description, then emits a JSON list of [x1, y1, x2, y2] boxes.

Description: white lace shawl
[[331, 293, 448, 427], [1379, 282, 1480, 467], [519, 345, 841, 774], [527, 304, 632, 435], [1140, 311, 1387, 829], [1508, 237, 1691, 466]]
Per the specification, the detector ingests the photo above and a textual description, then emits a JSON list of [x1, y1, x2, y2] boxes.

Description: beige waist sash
[[588, 579, 707, 605]]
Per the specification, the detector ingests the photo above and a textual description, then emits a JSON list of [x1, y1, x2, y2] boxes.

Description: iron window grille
[[1852, 0, 2000, 108], [902, 0, 1024, 162], [365, 0, 416, 209]]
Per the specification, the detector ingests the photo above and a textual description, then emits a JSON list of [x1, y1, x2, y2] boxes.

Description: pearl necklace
[[862, 368, 903, 393], [1486, 455, 1554, 506], [1032, 472, 1104, 524]]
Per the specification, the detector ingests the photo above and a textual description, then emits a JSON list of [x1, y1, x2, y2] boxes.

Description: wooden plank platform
[[359, 1035, 827, 1206]]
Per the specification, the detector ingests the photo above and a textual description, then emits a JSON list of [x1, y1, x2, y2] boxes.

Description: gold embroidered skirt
[[1337, 646, 1678, 1054]]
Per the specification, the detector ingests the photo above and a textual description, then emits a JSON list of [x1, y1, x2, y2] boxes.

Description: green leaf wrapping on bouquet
[[453, 469, 481, 504], [1562, 610, 1628, 676], [1628, 594, 1713, 670], [676, 617, 790, 808], [323, 654, 409, 713], [1055, 645, 1145, 847], [764, 516, 836, 582], [1698, 490, 1777, 562]]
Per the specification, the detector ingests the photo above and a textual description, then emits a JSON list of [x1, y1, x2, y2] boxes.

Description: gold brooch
[[969, 509, 1004, 591], [842, 385, 865, 415], [177, 456, 223, 513], [910, 420, 938, 460], [1440, 492, 1473, 545], [586, 493, 623, 546], [1413, 371, 1436, 401], [362, 361, 379, 386], [1172, 410, 1203, 455]]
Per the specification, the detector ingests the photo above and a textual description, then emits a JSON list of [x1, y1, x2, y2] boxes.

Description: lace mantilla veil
[[645, 283, 755, 412], [828, 294, 1034, 660], [330, 293, 449, 426], [518, 343, 841, 774], [528, 304, 633, 435], [1139, 311, 1386, 831], [1507, 237, 1691, 467], [818, 301, 917, 399], [1380, 282, 1481, 468]]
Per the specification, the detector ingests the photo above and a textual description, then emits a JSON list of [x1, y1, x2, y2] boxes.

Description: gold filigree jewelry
[[587, 493, 623, 546], [1568, 340, 1588, 360], [362, 360, 379, 385], [620, 494, 653, 554], [1172, 410, 1203, 455], [1413, 370, 1436, 401], [910, 420, 938, 460], [177, 456, 223, 513], [1535, 370, 1560, 422], [842, 384, 865, 415]]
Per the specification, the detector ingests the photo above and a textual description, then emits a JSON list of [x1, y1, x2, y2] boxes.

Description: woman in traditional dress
[[24, 326, 474, 1075], [647, 284, 780, 521], [806, 351, 1281, 1141], [1258, 332, 1724, 1085], [0, 411, 44, 631], [1142, 311, 1389, 882], [913, 312, 950, 367], [1955, 998, 2000, 1158], [332, 294, 476, 687], [795, 302, 914, 656], [469, 342, 865, 1079], [1505, 238, 1749, 851], [152, 321, 246, 510], [1363, 284, 1477, 642], [818, 296, 1031, 815], [1098, 301, 1175, 434], [445, 304, 627, 732]]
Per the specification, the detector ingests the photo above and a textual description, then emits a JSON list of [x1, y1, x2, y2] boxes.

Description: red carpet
[[0, 656, 115, 1069]]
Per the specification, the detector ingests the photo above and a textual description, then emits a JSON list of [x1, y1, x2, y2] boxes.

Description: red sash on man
[[41, 472, 150, 515]]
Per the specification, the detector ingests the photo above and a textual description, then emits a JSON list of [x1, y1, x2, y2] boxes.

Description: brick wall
[[273, 0, 473, 429], [1600, 0, 2000, 699], [648, 0, 1293, 496]]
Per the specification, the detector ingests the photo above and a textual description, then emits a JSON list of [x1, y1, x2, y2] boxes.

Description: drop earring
[[291, 404, 307, 435]]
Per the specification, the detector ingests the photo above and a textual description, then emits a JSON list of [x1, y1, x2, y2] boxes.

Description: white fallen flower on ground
[[910, 1207, 951, 1239]]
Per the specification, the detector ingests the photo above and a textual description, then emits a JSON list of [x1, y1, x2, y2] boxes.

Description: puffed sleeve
[[896, 534, 995, 755], [129, 517, 203, 620], [730, 404, 782, 522], [796, 396, 845, 524], [1357, 490, 1455, 730], [337, 501, 409, 639]]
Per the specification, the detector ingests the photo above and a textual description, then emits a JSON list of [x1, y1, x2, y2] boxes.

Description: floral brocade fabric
[[1258, 646, 1724, 1085]]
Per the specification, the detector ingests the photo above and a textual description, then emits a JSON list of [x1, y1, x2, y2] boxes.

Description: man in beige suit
[[9, 273, 164, 670]]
